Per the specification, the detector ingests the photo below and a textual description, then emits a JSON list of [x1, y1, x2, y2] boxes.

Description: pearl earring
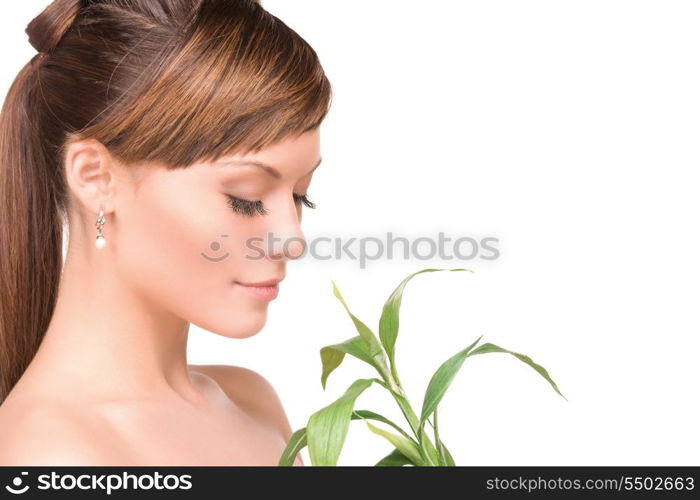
[[95, 208, 106, 249]]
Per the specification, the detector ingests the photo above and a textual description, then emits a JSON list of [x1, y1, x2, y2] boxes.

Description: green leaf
[[331, 280, 384, 357], [330, 281, 391, 382], [282, 409, 459, 465], [352, 409, 414, 442], [420, 335, 483, 424], [378, 268, 473, 372], [467, 342, 567, 401], [438, 439, 456, 466], [418, 434, 441, 466], [279, 409, 415, 466], [320, 336, 375, 390], [420, 337, 567, 427], [277, 427, 307, 466], [363, 419, 425, 466], [383, 383, 422, 436], [375, 448, 414, 466], [307, 378, 376, 466]]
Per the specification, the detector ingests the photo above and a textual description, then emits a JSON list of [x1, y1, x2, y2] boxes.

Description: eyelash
[[226, 193, 317, 217]]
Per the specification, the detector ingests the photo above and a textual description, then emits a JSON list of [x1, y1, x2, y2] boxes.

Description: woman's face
[[111, 128, 321, 338]]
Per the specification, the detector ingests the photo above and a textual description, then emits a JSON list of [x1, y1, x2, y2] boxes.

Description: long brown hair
[[0, 0, 332, 403]]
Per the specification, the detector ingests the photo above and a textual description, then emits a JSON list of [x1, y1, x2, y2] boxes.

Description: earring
[[95, 207, 106, 249]]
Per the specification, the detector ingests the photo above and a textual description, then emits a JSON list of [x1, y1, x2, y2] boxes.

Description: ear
[[63, 138, 117, 215]]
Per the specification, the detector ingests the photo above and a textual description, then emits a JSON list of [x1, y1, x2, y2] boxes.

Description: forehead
[[215, 129, 321, 178], [131, 129, 322, 189], [242, 128, 320, 163]]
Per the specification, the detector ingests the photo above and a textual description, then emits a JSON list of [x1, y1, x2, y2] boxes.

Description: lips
[[235, 277, 285, 287], [234, 279, 281, 301]]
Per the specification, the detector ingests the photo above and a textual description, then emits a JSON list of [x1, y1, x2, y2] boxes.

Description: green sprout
[[278, 268, 567, 466]]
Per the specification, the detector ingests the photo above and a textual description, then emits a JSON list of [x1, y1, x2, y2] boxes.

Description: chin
[[194, 308, 269, 339], [217, 324, 266, 340]]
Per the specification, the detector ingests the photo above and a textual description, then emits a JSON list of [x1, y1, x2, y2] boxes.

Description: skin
[[0, 128, 321, 465]]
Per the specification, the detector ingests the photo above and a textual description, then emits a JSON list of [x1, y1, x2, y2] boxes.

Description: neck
[[25, 229, 205, 407]]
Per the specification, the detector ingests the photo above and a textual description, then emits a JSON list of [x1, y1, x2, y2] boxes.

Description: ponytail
[[0, 55, 65, 404]]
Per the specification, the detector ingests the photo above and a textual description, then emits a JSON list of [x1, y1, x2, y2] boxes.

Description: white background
[[3, 1, 699, 465]]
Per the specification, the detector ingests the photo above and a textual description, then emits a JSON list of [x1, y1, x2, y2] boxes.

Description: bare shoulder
[[191, 364, 304, 466], [0, 401, 118, 466], [191, 365, 296, 441]]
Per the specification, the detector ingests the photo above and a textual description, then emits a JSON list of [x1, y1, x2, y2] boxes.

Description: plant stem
[[380, 376, 441, 466], [374, 351, 442, 467], [433, 410, 440, 449], [433, 410, 443, 466], [390, 357, 401, 390]]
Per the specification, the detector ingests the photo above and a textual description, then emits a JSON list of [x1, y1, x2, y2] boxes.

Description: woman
[[0, 0, 331, 465]]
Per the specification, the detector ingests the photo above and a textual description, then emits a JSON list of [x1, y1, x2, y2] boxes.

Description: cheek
[[112, 179, 272, 337], [223, 217, 270, 264], [115, 189, 220, 295]]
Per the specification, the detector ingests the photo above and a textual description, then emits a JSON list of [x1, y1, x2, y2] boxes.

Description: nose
[[267, 202, 307, 261], [269, 230, 306, 261]]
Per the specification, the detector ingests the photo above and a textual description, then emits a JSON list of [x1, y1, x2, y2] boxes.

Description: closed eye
[[226, 193, 316, 217], [295, 193, 316, 209]]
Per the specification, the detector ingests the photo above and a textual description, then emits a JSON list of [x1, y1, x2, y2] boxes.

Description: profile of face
[[66, 127, 321, 339]]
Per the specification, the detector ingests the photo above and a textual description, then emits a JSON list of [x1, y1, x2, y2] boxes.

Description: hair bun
[[26, 0, 82, 54]]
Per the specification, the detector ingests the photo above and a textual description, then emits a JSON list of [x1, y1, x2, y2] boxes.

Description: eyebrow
[[215, 156, 322, 179]]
